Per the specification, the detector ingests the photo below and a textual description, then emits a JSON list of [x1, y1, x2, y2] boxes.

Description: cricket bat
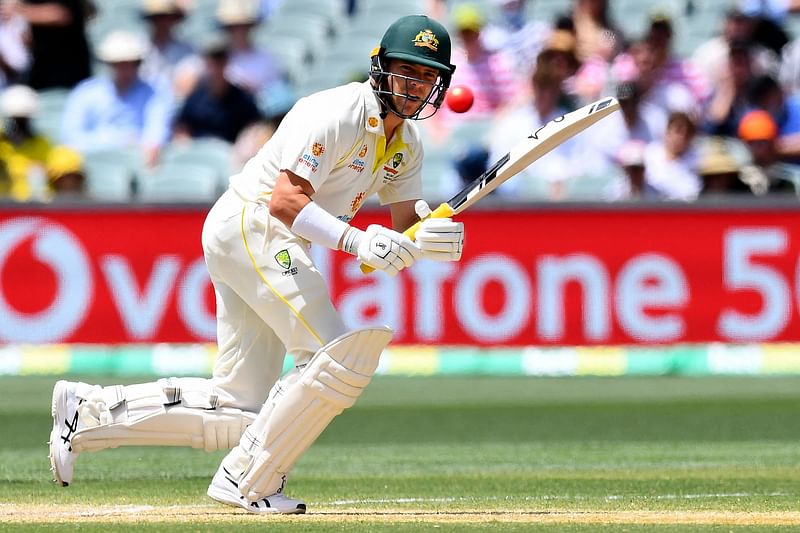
[[361, 96, 620, 273]]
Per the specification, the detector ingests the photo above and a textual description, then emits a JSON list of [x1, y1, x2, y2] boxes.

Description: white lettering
[[455, 255, 530, 342], [537, 254, 609, 341], [101, 255, 181, 339], [718, 228, 790, 340], [0, 219, 92, 342], [178, 258, 216, 340], [617, 254, 688, 342], [408, 260, 455, 341]]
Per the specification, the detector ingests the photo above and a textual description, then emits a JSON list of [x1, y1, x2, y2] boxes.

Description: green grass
[[1, 376, 799, 531]]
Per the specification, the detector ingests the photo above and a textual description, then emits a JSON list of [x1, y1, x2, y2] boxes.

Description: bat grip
[[359, 202, 454, 274]]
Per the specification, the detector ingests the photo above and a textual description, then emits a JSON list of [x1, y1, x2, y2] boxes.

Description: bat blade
[[360, 96, 619, 274], [448, 96, 620, 215]]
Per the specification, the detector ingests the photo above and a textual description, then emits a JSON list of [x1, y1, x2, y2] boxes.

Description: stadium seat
[[563, 173, 618, 201], [252, 32, 311, 86], [83, 147, 147, 188], [159, 139, 235, 191], [83, 160, 135, 202], [138, 162, 220, 202], [272, 0, 346, 28]]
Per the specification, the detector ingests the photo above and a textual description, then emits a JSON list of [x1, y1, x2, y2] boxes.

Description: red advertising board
[[1, 205, 799, 346]]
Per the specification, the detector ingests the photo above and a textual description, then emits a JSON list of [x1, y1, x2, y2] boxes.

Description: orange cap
[[738, 110, 778, 142]]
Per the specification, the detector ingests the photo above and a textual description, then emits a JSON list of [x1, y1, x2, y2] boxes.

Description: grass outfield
[[1, 375, 799, 531]]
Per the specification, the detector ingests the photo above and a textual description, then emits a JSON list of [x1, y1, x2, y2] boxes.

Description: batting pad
[[237, 326, 393, 499], [71, 377, 255, 453]]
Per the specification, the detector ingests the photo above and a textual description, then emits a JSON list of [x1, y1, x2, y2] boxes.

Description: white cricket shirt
[[229, 81, 424, 223]]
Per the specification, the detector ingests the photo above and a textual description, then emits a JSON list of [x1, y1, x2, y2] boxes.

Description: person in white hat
[[215, 0, 285, 95], [59, 30, 173, 166], [0, 84, 84, 201], [138, 0, 196, 95]]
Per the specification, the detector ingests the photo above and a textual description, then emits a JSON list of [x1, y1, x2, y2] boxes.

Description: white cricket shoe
[[48, 380, 85, 486], [207, 465, 306, 514]]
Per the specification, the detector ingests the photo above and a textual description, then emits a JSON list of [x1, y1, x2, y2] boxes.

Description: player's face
[[386, 60, 440, 116]]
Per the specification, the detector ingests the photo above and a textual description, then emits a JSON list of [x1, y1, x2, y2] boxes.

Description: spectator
[[60, 30, 173, 166], [216, 0, 284, 95], [738, 0, 795, 55], [691, 8, 778, 87], [45, 144, 87, 200], [567, 0, 621, 64], [0, 84, 51, 200], [614, 40, 697, 136], [489, 65, 573, 200], [0, 4, 29, 87], [643, 111, 701, 201], [604, 139, 659, 200], [445, 3, 521, 121], [645, 12, 709, 107], [737, 109, 799, 194], [11, 0, 92, 90], [746, 74, 800, 164], [138, 0, 195, 97], [696, 137, 755, 195], [173, 35, 262, 143], [481, 0, 551, 79], [702, 40, 755, 137], [536, 29, 581, 106], [572, 82, 662, 185]]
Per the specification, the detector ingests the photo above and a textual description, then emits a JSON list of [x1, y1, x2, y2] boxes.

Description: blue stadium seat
[[83, 161, 135, 202], [160, 139, 235, 190], [138, 162, 220, 202]]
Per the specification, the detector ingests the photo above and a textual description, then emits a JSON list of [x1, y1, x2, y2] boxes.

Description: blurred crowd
[[0, 0, 799, 203]]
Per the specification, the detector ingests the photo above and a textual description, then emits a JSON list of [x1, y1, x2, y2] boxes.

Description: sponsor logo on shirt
[[299, 153, 320, 173], [348, 158, 366, 173], [350, 191, 366, 213], [337, 214, 353, 223], [413, 29, 439, 52]]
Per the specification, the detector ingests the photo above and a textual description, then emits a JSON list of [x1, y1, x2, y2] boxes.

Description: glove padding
[[351, 224, 422, 276], [415, 217, 464, 261]]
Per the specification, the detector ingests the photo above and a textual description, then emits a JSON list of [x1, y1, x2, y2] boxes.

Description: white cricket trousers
[[202, 188, 348, 412]]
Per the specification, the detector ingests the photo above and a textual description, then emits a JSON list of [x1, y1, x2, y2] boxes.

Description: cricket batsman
[[48, 14, 465, 514]]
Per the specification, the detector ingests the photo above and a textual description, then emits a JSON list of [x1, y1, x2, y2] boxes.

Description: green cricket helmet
[[370, 14, 456, 120]]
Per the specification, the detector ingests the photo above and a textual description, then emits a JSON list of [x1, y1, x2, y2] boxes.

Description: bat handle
[[359, 202, 454, 274]]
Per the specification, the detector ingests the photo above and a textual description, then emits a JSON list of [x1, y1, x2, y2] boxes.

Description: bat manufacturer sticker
[[529, 114, 565, 140]]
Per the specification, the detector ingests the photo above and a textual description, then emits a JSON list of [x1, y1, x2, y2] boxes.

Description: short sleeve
[[278, 97, 354, 191]]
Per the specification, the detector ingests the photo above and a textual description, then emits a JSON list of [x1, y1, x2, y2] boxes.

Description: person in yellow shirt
[[0, 84, 53, 201]]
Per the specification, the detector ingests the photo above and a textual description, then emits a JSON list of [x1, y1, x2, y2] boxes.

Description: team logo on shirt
[[413, 30, 439, 52], [275, 249, 291, 269], [382, 152, 405, 182], [275, 249, 298, 276], [312, 143, 325, 157], [359, 144, 368, 158], [350, 191, 366, 213], [391, 152, 404, 168], [368, 117, 379, 128]]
